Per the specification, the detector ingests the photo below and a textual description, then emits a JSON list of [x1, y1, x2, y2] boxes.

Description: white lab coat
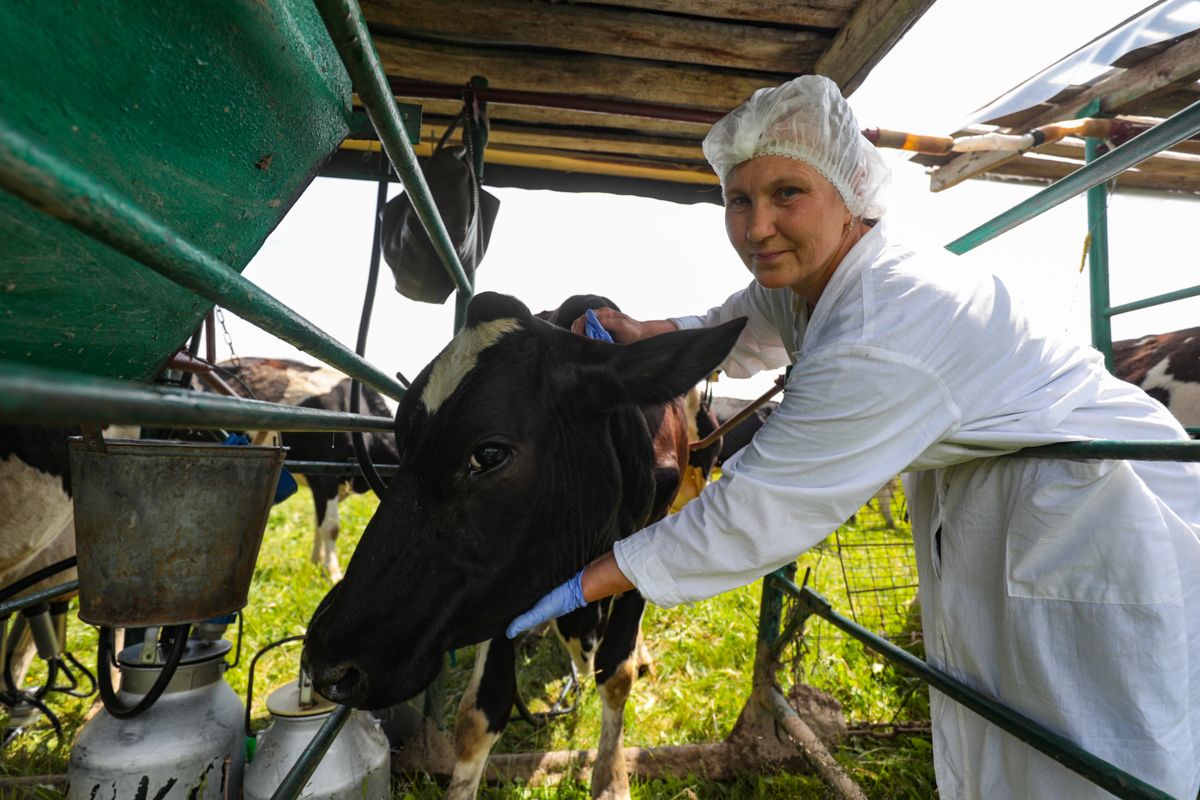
[[612, 219, 1200, 799]]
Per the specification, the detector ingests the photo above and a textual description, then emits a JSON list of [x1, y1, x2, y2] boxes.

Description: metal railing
[[945, 97, 1200, 255], [767, 572, 1176, 800], [945, 97, 1200, 370]]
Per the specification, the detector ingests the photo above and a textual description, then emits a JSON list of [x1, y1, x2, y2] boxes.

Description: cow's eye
[[468, 443, 510, 475]]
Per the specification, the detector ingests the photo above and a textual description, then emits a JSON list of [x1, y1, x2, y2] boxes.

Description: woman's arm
[[570, 308, 678, 343], [581, 550, 634, 601]]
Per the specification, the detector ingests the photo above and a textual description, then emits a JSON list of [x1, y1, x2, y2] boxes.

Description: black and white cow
[[303, 293, 744, 799], [0, 426, 75, 587], [1113, 326, 1200, 428], [708, 395, 779, 467], [214, 358, 400, 582], [0, 426, 87, 715]]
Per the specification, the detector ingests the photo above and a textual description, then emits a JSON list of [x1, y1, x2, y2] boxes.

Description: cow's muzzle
[[306, 658, 367, 706]]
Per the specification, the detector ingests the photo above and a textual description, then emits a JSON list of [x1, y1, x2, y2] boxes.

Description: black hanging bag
[[380, 113, 499, 304]]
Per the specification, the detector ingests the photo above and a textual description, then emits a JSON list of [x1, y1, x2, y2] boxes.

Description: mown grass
[[1, 486, 935, 798]]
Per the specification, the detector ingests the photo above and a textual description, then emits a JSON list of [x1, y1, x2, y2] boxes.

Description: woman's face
[[723, 156, 854, 303]]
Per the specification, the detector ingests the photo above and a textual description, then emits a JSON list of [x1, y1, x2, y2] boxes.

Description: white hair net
[[702, 75, 890, 219]]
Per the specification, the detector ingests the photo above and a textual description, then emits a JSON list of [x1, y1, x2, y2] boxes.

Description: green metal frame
[[0, 360, 392, 433], [947, 98, 1200, 368], [764, 573, 1176, 800], [945, 98, 1200, 255], [314, 0, 471, 301], [1085, 137, 1115, 371], [0, 119, 406, 404]]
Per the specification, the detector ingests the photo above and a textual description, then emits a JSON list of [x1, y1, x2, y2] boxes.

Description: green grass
[[1, 486, 935, 798]]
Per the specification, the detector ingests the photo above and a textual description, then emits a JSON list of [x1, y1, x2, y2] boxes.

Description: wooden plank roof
[[915, 2, 1200, 195], [332, 0, 935, 201]]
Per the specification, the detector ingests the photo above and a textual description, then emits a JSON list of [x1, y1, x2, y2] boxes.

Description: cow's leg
[[308, 477, 343, 582], [447, 637, 515, 800], [590, 591, 645, 800], [553, 602, 603, 679]]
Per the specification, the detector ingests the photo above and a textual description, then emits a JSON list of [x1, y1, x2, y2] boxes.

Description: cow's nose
[[312, 661, 366, 705]]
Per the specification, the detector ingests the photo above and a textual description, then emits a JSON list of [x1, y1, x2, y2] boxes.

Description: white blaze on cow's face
[[419, 318, 524, 414]]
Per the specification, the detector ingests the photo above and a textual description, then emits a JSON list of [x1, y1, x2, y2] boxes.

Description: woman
[[508, 75, 1200, 799]]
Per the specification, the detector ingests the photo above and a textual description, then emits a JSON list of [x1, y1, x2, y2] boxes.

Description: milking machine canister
[[243, 643, 390, 800], [68, 638, 245, 800]]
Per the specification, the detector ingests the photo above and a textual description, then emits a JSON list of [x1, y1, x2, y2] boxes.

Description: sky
[[223, 0, 1199, 401]]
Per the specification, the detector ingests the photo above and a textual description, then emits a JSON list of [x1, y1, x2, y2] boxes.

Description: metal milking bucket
[[68, 438, 286, 626]]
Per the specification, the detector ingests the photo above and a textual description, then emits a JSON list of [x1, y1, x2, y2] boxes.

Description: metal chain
[[215, 306, 240, 369]]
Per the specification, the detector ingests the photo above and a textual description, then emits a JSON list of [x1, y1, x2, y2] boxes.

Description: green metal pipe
[[268, 703, 352, 800], [1107, 283, 1200, 317], [284, 460, 398, 477], [0, 580, 79, 619], [1085, 138, 1114, 371], [314, 0, 472, 296], [0, 118, 407, 403], [756, 565, 793, 654], [0, 360, 393, 433], [773, 578, 1176, 800], [946, 98, 1200, 255], [770, 577, 812, 663], [1013, 440, 1200, 461]]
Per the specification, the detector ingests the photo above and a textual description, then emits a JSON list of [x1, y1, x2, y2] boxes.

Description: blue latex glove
[[584, 309, 614, 343], [506, 569, 586, 639]]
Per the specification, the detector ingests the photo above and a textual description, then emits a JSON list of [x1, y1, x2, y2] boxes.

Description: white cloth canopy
[[613, 219, 1200, 799]]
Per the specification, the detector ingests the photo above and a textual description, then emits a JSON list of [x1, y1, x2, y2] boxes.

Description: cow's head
[[303, 292, 744, 708]]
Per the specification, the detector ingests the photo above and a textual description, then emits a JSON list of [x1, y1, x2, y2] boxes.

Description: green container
[[0, 0, 352, 381]]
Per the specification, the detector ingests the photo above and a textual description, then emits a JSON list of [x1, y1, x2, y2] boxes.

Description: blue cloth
[[506, 569, 586, 638], [223, 433, 298, 505], [584, 309, 614, 343]]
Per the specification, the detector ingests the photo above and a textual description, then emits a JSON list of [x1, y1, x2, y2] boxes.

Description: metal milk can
[[68, 638, 245, 799], [243, 680, 390, 800]]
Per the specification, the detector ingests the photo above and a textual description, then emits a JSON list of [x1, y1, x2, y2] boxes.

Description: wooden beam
[[1028, 138, 1200, 176], [341, 138, 718, 185], [375, 35, 789, 114], [564, 0, 855, 30], [930, 32, 1200, 192], [421, 122, 707, 163], [814, 0, 935, 94], [972, 153, 1200, 194], [400, 97, 714, 139], [362, 0, 830, 73]]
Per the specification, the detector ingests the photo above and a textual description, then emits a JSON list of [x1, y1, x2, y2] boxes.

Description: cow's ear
[[610, 317, 747, 405], [466, 292, 533, 327]]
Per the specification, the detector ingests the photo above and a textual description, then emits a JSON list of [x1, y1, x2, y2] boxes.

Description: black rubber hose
[[3, 615, 58, 702], [0, 557, 77, 605], [350, 162, 393, 499], [96, 624, 189, 719], [62, 650, 97, 699], [244, 634, 305, 738]]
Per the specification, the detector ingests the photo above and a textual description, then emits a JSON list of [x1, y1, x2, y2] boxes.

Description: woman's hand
[[506, 551, 636, 638], [506, 569, 586, 639], [570, 307, 678, 343]]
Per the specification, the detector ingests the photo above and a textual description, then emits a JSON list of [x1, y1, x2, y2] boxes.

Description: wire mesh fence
[[780, 476, 930, 731]]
